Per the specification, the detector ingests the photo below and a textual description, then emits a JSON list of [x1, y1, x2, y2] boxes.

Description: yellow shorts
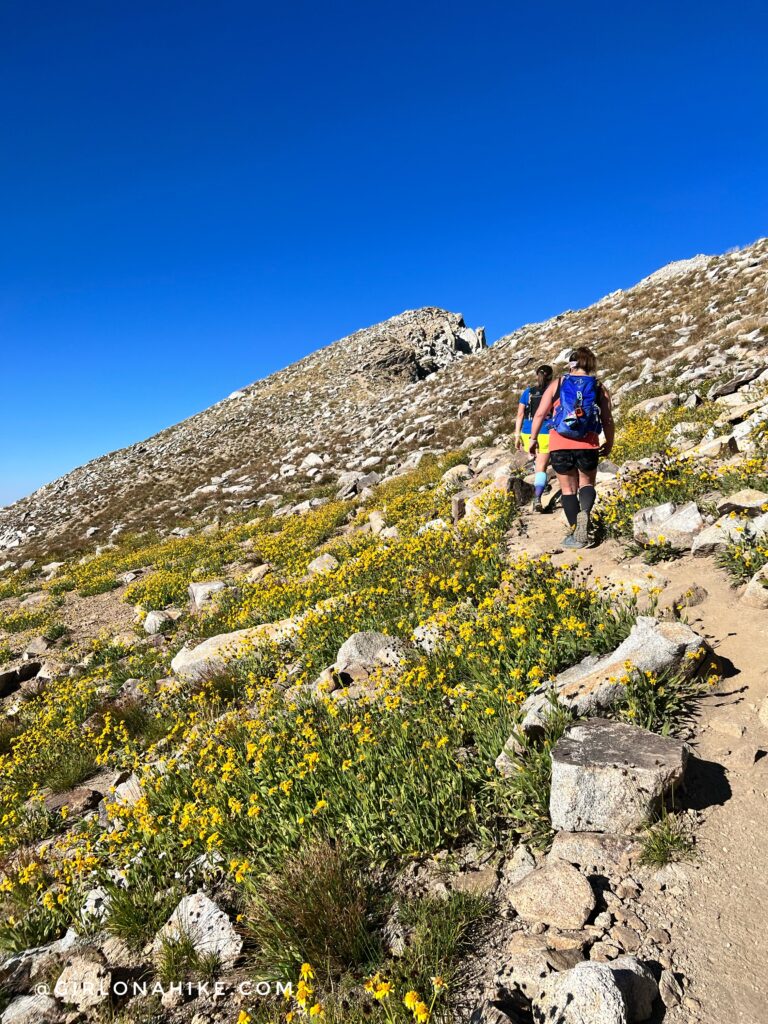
[[521, 432, 550, 454]]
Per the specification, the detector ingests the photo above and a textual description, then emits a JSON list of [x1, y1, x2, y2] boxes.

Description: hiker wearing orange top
[[527, 346, 614, 549]]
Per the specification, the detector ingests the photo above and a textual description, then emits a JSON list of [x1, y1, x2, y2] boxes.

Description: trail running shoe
[[531, 495, 543, 513], [563, 531, 586, 549], [574, 510, 590, 546]]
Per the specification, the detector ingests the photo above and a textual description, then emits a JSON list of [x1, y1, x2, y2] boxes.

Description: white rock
[[632, 501, 703, 549], [519, 616, 709, 732], [188, 580, 225, 612], [742, 563, 768, 609], [153, 891, 243, 970], [0, 994, 60, 1024], [307, 553, 339, 575], [171, 618, 300, 682], [537, 962, 627, 1024], [335, 631, 412, 674], [144, 610, 173, 635], [716, 489, 768, 516]]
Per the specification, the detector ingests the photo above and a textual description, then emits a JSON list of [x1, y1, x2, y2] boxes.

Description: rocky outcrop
[[632, 502, 704, 549], [518, 617, 709, 735]]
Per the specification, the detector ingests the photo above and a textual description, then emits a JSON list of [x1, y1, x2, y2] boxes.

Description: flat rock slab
[[507, 860, 595, 929], [632, 501, 704, 549], [548, 831, 643, 876], [519, 616, 709, 733], [335, 631, 413, 675], [717, 489, 768, 516], [550, 719, 688, 833], [171, 617, 300, 682]]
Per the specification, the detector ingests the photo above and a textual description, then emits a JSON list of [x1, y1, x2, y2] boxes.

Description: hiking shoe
[[531, 495, 544, 513], [574, 510, 590, 546], [563, 531, 586, 549]]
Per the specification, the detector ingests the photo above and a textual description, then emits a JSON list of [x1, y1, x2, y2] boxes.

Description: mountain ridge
[[3, 238, 767, 561]]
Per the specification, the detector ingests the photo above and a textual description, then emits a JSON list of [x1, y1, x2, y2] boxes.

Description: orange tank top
[[548, 377, 601, 451]]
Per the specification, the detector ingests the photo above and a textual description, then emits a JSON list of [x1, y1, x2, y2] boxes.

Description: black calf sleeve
[[562, 494, 580, 526], [578, 486, 596, 515]]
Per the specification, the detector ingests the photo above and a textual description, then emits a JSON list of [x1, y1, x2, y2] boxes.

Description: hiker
[[527, 346, 614, 548], [514, 364, 554, 513]]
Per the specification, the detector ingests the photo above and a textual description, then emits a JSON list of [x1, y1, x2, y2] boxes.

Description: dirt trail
[[514, 502, 768, 1024]]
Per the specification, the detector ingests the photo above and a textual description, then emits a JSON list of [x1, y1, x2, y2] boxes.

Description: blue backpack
[[552, 375, 602, 440]]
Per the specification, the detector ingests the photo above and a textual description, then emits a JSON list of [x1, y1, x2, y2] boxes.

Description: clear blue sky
[[2, 1, 767, 506]]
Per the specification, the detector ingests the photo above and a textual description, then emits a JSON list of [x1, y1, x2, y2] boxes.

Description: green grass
[[640, 804, 696, 867], [243, 839, 382, 984], [104, 867, 185, 952], [156, 932, 221, 986], [493, 701, 573, 849]]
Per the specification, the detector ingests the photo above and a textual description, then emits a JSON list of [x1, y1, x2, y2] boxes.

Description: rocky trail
[[509, 493, 768, 1024]]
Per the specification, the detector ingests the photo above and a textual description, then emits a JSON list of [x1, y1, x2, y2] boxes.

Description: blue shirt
[[519, 387, 553, 434]]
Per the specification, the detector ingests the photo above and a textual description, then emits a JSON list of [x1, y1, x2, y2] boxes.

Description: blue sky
[[2, 1, 767, 506]]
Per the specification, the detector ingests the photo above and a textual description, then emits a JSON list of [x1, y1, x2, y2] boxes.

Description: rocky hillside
[[1, 238, 768, 1024], [2, 238, 768, 562]]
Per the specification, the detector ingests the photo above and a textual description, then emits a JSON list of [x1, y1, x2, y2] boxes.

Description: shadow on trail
[[683, 754, 732, 810]]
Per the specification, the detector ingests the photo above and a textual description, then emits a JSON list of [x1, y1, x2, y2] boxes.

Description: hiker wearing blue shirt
[[515, 364, 554, 513]]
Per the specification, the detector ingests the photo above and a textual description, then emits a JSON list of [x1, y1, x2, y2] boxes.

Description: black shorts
[[549, 448, 600, 474]]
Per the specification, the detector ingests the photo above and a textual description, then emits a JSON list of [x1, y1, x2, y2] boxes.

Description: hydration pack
[[552, 374, 602, 440], [525, 385, 544, 422]]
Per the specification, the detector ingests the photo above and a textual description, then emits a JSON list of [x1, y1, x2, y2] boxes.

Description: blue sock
[[534, 472, 547, 498]]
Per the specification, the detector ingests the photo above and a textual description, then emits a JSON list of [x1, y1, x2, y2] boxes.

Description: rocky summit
[[2, 237, 768, 561], [1, 238, 768, 1024]]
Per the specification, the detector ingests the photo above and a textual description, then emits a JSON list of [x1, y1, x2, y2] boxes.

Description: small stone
[[499, 844, 537, 887], [144, 609, 173, 635], [188, 580, 226, 611], [615, 879, 642, 901], [306, 553, 339, 575], [667, 583, 708, 613], [610, 925, 641, 953], [450, 863, 499, 897], [589, 941, 621, 962], [659, 968, 684, 1007], [549, 831, 643, 876], [507, 861, 596, 930]]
